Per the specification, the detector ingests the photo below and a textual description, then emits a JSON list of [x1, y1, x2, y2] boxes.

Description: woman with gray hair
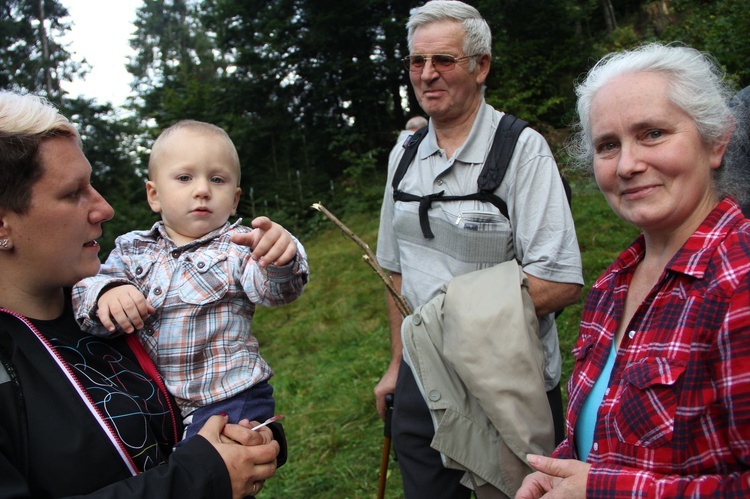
[[516, 43, 750, 499]]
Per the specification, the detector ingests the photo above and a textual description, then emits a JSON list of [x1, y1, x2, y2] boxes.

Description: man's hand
[[374, 362, 399, 420], [375, 272, 405, 420], [231, 216, 297, 267], [96, 284, 154, 333]]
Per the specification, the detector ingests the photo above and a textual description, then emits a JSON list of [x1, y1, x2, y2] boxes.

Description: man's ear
[[475, 53, 491, 86], [145, 181, 161, 213]]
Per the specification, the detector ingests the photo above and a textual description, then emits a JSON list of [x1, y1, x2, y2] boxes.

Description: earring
[[0, 239, 9, 248]]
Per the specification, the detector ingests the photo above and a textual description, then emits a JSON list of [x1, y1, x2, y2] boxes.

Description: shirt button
[[412, 314, 422, 326], [628, 330, 636, 339], [135, 266, 143, 275], [436, 179, 444, 186], [143, 327, 155, 336], [154, 287, 162, 295], [197, 262, 205, 269], [605, 387, 610, 396], [428, 390, 441, 402], [593, 442, 599, 452], [171, 250, 180, 258]]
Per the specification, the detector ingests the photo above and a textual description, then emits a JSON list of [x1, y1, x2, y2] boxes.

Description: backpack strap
[[391, 125, 429, 194], [478, 114, 528, 194], [391, 114, 528, 239]]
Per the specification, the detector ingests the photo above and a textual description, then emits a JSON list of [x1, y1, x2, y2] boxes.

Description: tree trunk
[[37, 0, 55, 99], [601, 0, 617, 33]]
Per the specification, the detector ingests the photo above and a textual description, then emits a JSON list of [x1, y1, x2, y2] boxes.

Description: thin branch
[[311, 202, 411, 317]]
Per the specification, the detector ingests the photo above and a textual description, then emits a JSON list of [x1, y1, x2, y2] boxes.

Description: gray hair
[[407, 0, 491, 73], [568, 42, 747, 204], [0, 91, 80, 214], [148, 119, 241, 184], [405, 115, 428, 131]]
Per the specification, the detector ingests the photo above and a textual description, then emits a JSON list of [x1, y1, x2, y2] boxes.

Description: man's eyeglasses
[[402, 54, 481, 72]]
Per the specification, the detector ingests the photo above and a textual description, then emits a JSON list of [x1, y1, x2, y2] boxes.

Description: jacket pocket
[[178, 252, 230, 305], [613, 358, 687, 448]]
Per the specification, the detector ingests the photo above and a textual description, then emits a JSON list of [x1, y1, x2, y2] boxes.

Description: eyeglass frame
[[402, 53, 483, 73]]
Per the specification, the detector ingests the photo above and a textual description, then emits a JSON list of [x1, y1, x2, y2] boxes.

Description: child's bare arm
[[96, 284, 155, 333]]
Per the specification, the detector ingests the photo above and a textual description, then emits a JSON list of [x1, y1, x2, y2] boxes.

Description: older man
[[374, 1, 583, 497]]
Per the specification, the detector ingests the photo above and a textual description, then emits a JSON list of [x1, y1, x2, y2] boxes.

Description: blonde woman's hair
[[0, 91, 80, 213]]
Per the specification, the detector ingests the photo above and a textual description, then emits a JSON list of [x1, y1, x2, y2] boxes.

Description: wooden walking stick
[[310, 203, 411, 317], [378, 393, 395, 499], [311, 203, 410, 498]]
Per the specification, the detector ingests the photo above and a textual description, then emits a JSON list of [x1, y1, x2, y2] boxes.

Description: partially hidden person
[[728, 84, 750, 217], [388, 115, 429, 169]]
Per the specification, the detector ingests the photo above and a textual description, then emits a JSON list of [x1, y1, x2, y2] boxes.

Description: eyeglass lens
[[406, 54, 457, 71]]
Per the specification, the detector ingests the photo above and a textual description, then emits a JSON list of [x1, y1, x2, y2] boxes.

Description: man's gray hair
[[407, 0, 492, 72]]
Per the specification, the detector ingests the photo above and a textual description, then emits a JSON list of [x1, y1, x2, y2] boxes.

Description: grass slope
[[255, 178, 639, 498]]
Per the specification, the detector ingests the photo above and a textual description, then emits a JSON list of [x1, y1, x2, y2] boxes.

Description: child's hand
[[96, 284, 155, 333], [231, 216, 297, 267]]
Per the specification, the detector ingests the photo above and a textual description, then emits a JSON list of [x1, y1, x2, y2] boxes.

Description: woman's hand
[[198, 415, 280, 499], [515, 454, 590, 499]]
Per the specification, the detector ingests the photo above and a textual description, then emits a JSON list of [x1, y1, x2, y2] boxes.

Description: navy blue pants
[[182, 380, 275, 441]]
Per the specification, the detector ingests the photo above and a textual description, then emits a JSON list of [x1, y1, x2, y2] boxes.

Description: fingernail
[[526, 454, 539, 465], [220, 412, 228, 417]]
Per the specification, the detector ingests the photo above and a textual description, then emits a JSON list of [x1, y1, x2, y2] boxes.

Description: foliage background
[[1, 0, 746, 496], [2, 0, 746, 255]]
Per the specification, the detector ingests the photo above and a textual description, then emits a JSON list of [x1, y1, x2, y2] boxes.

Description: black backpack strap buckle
[[394, 190, 445, 239]]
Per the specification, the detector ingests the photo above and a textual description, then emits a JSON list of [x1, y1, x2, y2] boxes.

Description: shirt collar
[[668, 197, 745, 278], [148, 219, 240, 248], [419, 98, 493, 165], [611, 197, 745, 280]]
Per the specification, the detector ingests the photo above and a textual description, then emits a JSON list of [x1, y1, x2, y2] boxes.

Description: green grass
[[254, 177, 639, 498]]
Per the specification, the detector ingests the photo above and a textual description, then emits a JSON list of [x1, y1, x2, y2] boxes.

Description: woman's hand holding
[[198, 415, 280, 498], [514, 454, 590, 499]]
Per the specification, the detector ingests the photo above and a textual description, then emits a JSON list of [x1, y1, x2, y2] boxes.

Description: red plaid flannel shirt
[[554, 198, 750, 498]]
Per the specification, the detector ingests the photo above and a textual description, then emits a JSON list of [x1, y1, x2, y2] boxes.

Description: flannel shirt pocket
[[127, 256, 155, 286], [178, 252, 230, 305], [613, 358, 687, 448]]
